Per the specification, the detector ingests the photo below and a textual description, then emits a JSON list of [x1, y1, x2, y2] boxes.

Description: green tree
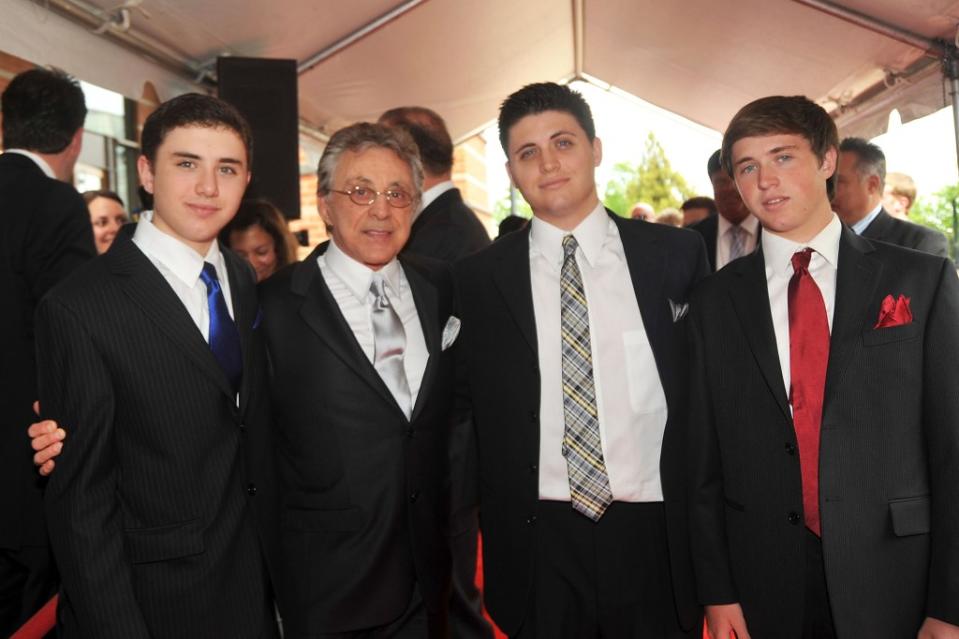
[[603, 131, 695, 217], [911, 183, 959, 259]]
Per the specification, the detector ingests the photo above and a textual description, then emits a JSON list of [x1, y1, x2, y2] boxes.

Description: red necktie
[[788, 248, 829, 537]]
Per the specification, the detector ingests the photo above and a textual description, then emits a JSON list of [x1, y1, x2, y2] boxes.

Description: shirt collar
[[4, 149, 56, 179], [761, 213, 842, 276], [530, 201, 609, 268], [132, 211, 224, 287], [717, 212, 760, 237], [323, 237, 403, 304], [418, 180, 456, 215], [851, 202, 883, 234]]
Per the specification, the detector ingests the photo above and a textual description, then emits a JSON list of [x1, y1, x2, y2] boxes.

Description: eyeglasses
[[329, 186, 413, 209]]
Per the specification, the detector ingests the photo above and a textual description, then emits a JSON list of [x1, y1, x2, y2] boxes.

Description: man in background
[[680, 196, 716, 227], [0, 67, 94, 636], [882, 171, 917, 220], [689, 149, 759, 271], [833, 137, 948, 258]]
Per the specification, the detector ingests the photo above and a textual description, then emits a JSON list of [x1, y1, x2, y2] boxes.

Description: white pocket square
[[442, 316, 461, 351], [668, 299, 689, 322]]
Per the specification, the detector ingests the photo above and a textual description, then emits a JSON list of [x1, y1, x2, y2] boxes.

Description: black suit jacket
[[687, 228, 959, 638], [36, 232, 275, 639], [0, 152, 94, 552], [452, 212, 707, 635], [406, 187, 490, 263], [257, 244, 454, 636], [861, 207, 949, 258]]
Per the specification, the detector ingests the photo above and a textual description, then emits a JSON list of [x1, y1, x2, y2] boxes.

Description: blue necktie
[[199, 262, 242, 392]]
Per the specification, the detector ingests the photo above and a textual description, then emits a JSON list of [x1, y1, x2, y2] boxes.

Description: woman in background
[[83, 190, 128, 254], [221, 198, 299, 282]]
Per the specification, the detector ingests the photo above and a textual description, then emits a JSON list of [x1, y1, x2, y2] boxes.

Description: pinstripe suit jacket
[[687, 227, 959, 637], [35, 231, 278, 639]]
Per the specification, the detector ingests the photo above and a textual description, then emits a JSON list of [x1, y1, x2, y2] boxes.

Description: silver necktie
[[729, 224, 746, 261], [370, 273, 412, 419]]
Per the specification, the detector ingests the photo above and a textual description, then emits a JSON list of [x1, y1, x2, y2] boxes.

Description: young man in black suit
[[0, 67, 94, 636], [35, 94, 278, 638], [687, 96, 959, 639], [833, 137, 949, 258], [257, 123, 454, 638], [453, 82, 706, 638]]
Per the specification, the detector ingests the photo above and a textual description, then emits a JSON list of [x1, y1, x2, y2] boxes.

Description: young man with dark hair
[[0, 66, 94, 636], [454, 82, 706, 638], [688, 95, 959, 639], [34, 93, 278, 638], [833, 137, 948, 258], [378, 106, 490, 264], [688, 149, 758, 271], [680, 196, 716, 227]]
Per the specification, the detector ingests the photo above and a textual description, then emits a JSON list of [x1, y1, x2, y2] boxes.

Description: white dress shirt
[[716, 214, 761, 270], [4, 149, 56, 178], [762, 213, 842, 396], [317, 239, 429, 409], [132, 211, 235, 341], [851, 202, 883, 235], [531, 202, 668, 503]]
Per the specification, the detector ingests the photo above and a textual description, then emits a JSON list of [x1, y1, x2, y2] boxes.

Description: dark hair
[[82, 190, 124, 207], [497, 215, 528, 239], [1, 68, 86, 153], [140, 93, 253, 165], [498, 82, 595, 154], [839, 137, 886, 186], [681, 196, 717, 215], [721, 95, 839, 198], [220, 198, 298, 270], [707, 149, 722, 177], [379, 106, 453, 176]]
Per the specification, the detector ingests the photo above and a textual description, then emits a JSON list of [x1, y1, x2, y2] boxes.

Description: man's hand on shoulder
[[919, 617, 959, 639], [705, 603, 751, 639], [28, 400, 65, 476]]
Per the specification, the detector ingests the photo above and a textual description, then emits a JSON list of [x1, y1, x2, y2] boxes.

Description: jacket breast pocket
[[889, 495, 930, 537], [124, 518, 204, 564], [862, 323, 920, 347]]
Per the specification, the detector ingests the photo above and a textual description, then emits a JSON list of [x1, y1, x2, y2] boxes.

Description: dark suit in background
[[860, 207, 949, 258], [407, 187, 490, 263], [258, 244, 454, 638], [0, 151, 94, 635], [688, 214, 719, 272], [687, 229, 959, 637], [453, 214, 706, 636], [35, 232, 276, 638]]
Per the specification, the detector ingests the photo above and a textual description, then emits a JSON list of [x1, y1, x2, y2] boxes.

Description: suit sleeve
[[918, 229, 950, 260], [449, 265, 479, 520], [36, 296, 152, 638], [26, 185, 96, 301], [686, 296, 739, 605], [922, 260, 959, 625]]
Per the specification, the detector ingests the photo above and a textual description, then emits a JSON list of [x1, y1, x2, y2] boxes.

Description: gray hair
[[317, 122, 424, 207], [839, 137, 886, 187]]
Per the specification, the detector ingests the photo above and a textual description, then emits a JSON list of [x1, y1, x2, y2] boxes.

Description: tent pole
[[945, 54, 959, 180]]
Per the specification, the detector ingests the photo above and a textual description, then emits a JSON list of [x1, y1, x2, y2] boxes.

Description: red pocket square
[[874, 294, 912, 329]]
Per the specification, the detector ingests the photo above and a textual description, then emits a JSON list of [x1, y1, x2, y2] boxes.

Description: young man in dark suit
[[35, 94, 278, 639], [833, 137, 950, 258], [257, 123, 454, 638], [453, 82, 706, 638], [0, 66, 94, 638], [687, 95, 959, 639]]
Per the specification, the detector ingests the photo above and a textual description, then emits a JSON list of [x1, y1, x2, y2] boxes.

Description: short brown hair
[[721, 95, 839, 197], [220, 198, 298, 270], [885, 172, 917, 210]]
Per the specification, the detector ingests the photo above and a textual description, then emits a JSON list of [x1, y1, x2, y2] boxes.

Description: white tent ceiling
[[3, 0, 959, 142]]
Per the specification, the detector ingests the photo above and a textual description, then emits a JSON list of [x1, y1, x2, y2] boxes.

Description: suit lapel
[[402, 259, 440, 422], [292, 244, 408, 419], [615, 216, 671, 391], [108, 234, 236, 403], [728, 249, 792, 421], [224, 250, 256, 418], [492, 228, 538, 355], [823, 229, 880, 407]]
